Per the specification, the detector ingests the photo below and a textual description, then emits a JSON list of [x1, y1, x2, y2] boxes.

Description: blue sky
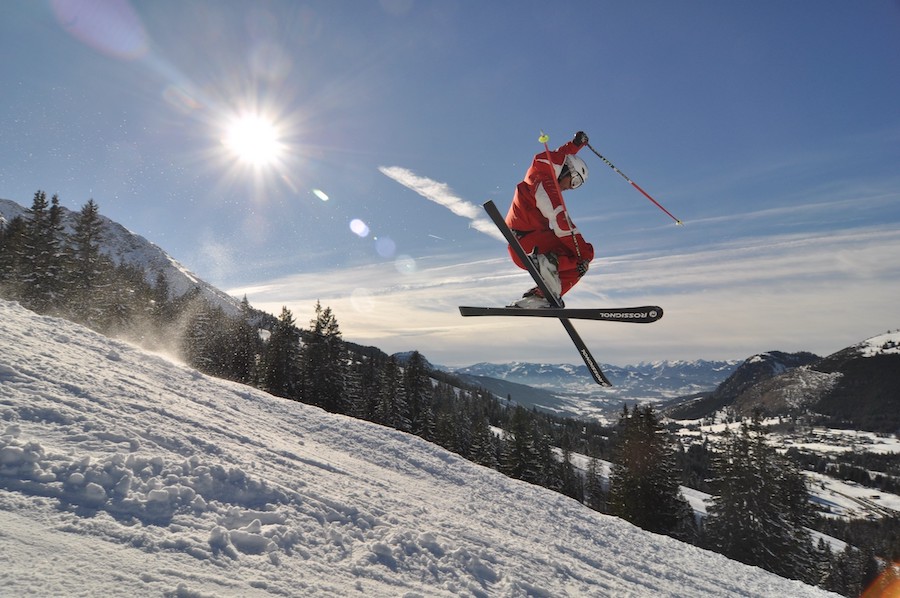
[[2, 1, 899, 367]]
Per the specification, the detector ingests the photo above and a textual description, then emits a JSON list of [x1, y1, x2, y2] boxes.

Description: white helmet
[[561, 155, 588, 189]]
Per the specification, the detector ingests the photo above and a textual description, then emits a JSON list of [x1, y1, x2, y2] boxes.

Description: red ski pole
[[585, 142, 683, 225]]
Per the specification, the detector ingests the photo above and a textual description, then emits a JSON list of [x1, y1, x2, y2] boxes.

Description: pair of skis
[[458, 200, 663, 387]]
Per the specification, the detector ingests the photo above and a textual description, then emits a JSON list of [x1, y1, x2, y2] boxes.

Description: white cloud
[[230, 224, 900, 367], [232, 162, 900, 367], [378, 166, 504, 241]]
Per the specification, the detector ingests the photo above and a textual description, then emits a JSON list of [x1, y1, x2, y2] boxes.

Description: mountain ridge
[[1, 197, 243, 316], [664, 333, 900, 432], [452, 359, 742, 419]]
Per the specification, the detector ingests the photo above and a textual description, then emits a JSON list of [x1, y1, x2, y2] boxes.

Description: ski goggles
[[569, 171, 584, 189]]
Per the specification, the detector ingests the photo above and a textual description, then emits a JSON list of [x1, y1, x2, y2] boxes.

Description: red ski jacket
[[504, 141, 594, 263]]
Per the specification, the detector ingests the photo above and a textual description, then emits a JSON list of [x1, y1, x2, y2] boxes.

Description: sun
[[222, 113, 284, 167]]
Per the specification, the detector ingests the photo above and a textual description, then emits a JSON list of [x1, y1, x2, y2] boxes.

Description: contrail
[[379, 166, 504, 242]]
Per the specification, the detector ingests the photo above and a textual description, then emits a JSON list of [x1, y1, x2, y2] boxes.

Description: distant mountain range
[[664, 332, 900, 433], [663, 351, 822, 420], [450, 360, 741, 420]]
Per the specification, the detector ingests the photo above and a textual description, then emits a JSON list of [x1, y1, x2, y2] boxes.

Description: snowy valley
[[451, 359, 741, 421]]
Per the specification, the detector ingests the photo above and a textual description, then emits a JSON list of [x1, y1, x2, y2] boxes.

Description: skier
[[505, 131, 593, 308]]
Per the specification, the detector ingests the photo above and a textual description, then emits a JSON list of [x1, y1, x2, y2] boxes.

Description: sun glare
[[223, 113, 284, 167]]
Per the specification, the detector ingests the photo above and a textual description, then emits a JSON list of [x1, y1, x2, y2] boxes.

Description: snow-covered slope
[[849, 329, 900, 358], [0, 299, 834, 597], [731, 366, 842, 413], [0, 197, 242, 315]]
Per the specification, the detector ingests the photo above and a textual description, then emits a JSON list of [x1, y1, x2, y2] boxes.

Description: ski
[[478, 200, 613, 386], [458, 305, 663, 323]]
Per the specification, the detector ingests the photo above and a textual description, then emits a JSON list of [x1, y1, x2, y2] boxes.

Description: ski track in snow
[[0, 300, 836, 597]]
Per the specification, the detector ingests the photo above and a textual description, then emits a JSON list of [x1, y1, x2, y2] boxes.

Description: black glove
[[577, 261, 589, 277], [573, 131, 589, 147]]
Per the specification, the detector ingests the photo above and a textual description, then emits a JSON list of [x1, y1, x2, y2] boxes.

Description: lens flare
[[395, 255, 416, 274], [51, 0, 149, 61], [375, 237, 396, 258], [350, 219, 370, 237]]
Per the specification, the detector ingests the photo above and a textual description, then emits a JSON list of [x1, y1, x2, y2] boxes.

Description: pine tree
[[226, 300, 261, 384], [557, 433, 584, 502], [768, 433, 817, 582], [0, 215, 27, 296], [468, 416, 498, 469], [103, 262, 148, 332], [499, 406, 541, 484], [431, 383, 460, 451], [441, 394, 474, 458], [534, 430, 559, 491], [183, 304, 250, 381], [349, 355, 381, 422], [183, 302, 216, 372], [46, 194, 67, 308], [67, 199, 111, 325], [375, 356, 407, 430], [815, 538, 836, 592], [584, 457, 606, 512], [21, 191, 65, 312], [403, 351, 435, 441], [608, 405, 693, 537], [704, 421, 815, 582], [150, 271, 175, 328], [259, 307, 302, 399], [301, 302, 347, 413]]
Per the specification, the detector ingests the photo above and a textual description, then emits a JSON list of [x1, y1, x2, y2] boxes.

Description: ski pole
[[585, 142, 683, 225], [538, 131, 583, 260]]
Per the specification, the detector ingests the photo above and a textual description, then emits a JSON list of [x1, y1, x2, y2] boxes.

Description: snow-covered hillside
[[853, 330, 900, 357], [0, 197, 242, 315], [0, 299, 836, 597]]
